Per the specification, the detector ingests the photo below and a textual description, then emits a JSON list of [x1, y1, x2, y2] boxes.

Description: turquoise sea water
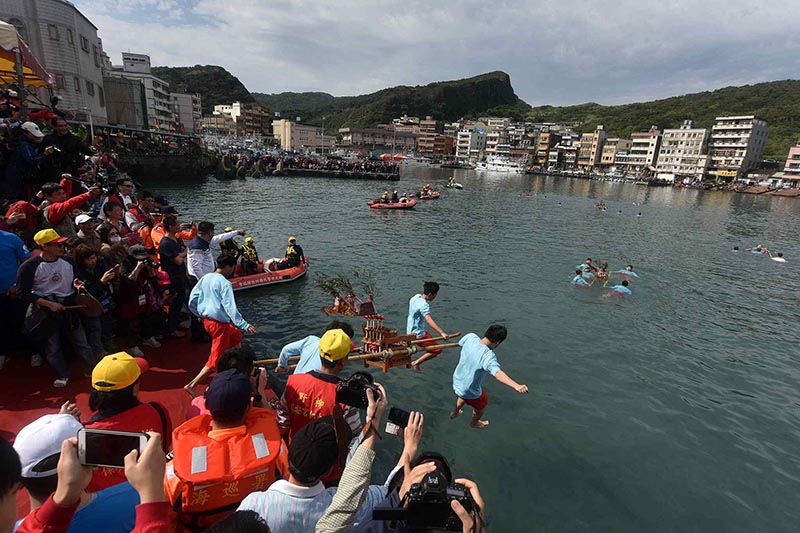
[[155, 166, 800, 532]]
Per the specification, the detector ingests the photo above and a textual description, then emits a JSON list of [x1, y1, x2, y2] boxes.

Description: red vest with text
[[168, 408, 288, 532], [284, 372, 347, 484], [85, 402, 171, 492]]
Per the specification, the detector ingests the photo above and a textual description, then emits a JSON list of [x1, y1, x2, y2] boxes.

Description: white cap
[[20, 121, 44, 138], [75, 213, 95, 225], [13, 414, 83, 478]]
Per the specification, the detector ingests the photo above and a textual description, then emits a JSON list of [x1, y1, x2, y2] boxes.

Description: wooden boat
[[368, 199, 417, 209], [230, 258, 308, 291], [769, 188, 800, 197]]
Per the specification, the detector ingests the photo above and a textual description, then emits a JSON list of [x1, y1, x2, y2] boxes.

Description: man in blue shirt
[[571, 269, 593, 288], [450, 325, 528, 429], [275, 321, 355, 374], [0, 229, 30, 368], [612, 264, 639, 279], [185, 255, 256, 397], [406, 281, 450, 372], [606, 279, 632, 297]]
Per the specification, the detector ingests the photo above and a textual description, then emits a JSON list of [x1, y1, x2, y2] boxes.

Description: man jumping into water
[[407, 281, 450, 372], [450, 324, 528, 429]]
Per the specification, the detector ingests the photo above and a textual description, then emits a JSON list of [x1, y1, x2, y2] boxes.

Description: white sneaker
[[31, 354, 44, 367], [127, 346, 145, 357], [142, 337, 161, 348], [53, 378, 69, 388]]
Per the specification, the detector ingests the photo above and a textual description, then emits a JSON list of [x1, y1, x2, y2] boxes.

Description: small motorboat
[[418, 191, 440, 200], [368, 199, 417, 209], [444, 182, 463, 189], [230, 258, 308, 291]]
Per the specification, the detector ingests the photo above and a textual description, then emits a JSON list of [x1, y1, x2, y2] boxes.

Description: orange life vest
[[85, 402, 170, 492], [168, 408, 288, 532]]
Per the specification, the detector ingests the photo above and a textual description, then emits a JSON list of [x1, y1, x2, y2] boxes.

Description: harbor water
[[153, 166, 800, 532]]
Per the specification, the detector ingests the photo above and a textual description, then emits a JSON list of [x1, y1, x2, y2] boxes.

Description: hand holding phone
[[124, 432, 166, 504], [78, 428, 149, 469], [53, 438, 93, 507]]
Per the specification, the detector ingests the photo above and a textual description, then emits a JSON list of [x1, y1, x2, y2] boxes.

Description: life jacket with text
[[85, 402, 171, 491], [168, 408, 288, 532]]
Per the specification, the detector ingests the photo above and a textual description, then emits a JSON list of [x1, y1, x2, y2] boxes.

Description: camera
[[373, 454, 476, 531], [336, 371, 380, 409], [139, 258, 160, 269]]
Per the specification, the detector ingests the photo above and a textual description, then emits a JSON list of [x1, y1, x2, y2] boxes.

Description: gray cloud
[[77, 0, 800, 105]]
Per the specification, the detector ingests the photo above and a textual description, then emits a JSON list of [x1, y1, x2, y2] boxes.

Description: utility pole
[[321, 116, 325, 156]]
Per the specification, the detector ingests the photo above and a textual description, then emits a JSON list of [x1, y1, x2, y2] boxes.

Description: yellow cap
[[245, 237, 254, 243], [34, 229, 67, 246], [288, 236, 296, 243], [319, 329, 352, 362], [224, 227, 233, 232], [92, 352, 148, 391]]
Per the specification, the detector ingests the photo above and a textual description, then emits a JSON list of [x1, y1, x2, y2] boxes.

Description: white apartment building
[[106, 53, 173, 131], [656, 120, 709, 179], [623, 127, 661, 174], [0, 0, 107, 123], [480, 117, 510, 154], [272, 119, 335, 152], [172, 92, 202, 133], [455, 129, 486, 162], [707, 115, 768, 180]]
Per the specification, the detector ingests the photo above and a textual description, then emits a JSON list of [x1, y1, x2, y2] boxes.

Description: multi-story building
[[783, 140, 800, 178], [655, 120, 709, 179], [577, 125, 607, 170], [599, 138, 631, 167], [623, 127, 662, 174], [0, 0, 107, 124], [338, 127, 417, 151], [455, 129, 486, 162], [171, 93, 202, 133], [105, 53, 173, 130], [212, 102, 271, 135], [272, 119, 335, 152], [103, 75, 147, 128], [536, 131, 561, 166], [203, 114, 235, 134], [706, 115, 769, 181]]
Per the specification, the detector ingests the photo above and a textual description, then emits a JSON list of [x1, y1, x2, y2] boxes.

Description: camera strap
[[332, 405, 349, 469]]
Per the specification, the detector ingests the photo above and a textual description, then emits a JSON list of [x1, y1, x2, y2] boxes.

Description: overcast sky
[[75, 0, 800, 106]]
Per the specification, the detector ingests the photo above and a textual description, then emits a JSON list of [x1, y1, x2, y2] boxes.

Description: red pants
[[204, 319, 243, 369], [418, 331, 443, 355]]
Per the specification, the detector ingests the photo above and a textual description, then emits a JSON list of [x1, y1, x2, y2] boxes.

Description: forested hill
[[252, 71, 531, 132], [151, 65, 254, 113], [525, 80, 800, 159]]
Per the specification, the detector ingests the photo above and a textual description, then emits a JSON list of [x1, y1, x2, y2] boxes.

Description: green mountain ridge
[[252, 71, 530, 131], [527, 80, 800, 159], [151, 65, 254, 113]]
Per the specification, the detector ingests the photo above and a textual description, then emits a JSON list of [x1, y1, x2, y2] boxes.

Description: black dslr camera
[[373, 454, 476, 531], [139, 257, 160, 269], [336, 371, 380, 409]]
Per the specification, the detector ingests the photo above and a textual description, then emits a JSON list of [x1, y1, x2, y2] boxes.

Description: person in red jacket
[[39, 180, 101, 239], [84, 352, 172, 492]]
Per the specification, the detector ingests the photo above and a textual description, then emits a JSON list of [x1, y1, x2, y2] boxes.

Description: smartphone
[[112, 264, 121, 274], [386, 407, 411, 436], [77, 428, 149, 469]]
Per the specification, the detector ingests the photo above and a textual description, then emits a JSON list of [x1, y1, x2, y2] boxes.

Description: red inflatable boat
[[368, 199, 417, 209], [230, 258, 308, 291]]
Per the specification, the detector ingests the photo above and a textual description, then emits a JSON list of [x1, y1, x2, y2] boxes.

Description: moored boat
[[367, 199, 417, 209], [230, 258, 308, 291]]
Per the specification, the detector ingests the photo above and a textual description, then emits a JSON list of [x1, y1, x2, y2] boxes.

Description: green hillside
[[526, 80, 800, 159], [253, 71, 530, 133], [151, 65, 255, 113]]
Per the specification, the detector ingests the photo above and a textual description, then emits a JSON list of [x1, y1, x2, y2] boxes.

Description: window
[[80, 35, 89, 52], [86, 81, 94, 96], [48, 24, 59, 40], [74, 77, 81, 92], [93, 45, 100, 67], [98, 87, 105, 107], [55, 74, 65, 90], [67, 29, 74, 45]]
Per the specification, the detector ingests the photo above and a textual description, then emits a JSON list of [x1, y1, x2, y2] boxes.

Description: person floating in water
[[597, 264, 609, 284], [605, 279, 631, 296], [747, 243, 772, 257], [577, 258, 598, 273], [772, 252, 786, 263], [613, 264, 639, 279], [571, 269, 593, 288]]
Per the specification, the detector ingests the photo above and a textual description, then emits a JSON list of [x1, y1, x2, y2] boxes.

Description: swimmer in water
[[597, 265, 610, 285], [558, 202, 562, 206], [605, 279, 631, 296], [747, 243, 771, 256], [733, 246, 739, 252], [772, 252, 786, 263], [612, 264, 639, 279], [637, 212, 642, 217], [576, 258, 598, 273], [571, 269, 593, 288], [617, 210, 623, 214]]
